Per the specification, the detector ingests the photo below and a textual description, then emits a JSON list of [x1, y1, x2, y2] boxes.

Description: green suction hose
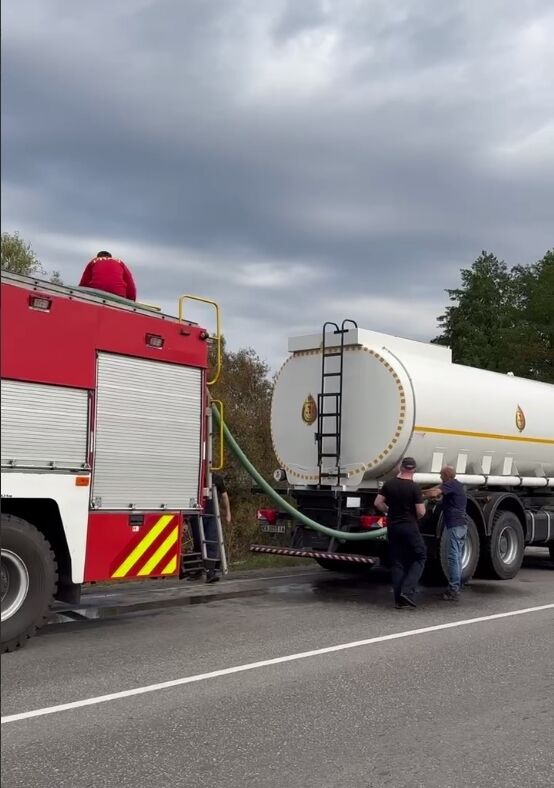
[[212, 404, 387, 542]]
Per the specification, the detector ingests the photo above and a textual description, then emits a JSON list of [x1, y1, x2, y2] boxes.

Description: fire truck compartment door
[[1, 380, 89, 469], [92, 353, 202, 510]]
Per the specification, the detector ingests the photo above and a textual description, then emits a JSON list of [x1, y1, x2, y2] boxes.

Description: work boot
[[205, 569, 220, 584], [399, 593, 417, 608], [441, 590, 460, 602]]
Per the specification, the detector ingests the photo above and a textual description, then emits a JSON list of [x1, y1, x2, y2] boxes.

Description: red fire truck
[[1, 271, 223, 652]]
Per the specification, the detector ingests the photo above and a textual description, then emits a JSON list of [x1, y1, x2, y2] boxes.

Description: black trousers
[[189, 515, 219, 568], [387, 522, 427, 603]]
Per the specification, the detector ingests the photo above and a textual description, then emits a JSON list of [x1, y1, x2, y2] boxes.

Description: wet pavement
[[2, 548, 553, 788], [49, 566, 323, 623]]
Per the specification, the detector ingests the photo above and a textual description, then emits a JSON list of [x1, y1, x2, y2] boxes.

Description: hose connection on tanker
[[211, 405, 387, 542]]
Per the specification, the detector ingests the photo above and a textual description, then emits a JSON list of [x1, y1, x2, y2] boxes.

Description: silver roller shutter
[[1, 380, 89, 469], [92, 353, 202, 510]]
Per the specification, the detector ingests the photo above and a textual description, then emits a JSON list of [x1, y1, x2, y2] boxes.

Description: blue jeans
[[446, 525, 467, 593], [190, 516, 219, 561]]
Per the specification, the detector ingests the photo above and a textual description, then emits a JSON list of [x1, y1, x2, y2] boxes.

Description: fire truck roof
[[1, 270, 197, 326]]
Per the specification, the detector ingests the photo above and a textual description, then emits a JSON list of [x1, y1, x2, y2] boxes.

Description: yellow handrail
[[210, 399, 225, 471], [178, 294, 222, 385]]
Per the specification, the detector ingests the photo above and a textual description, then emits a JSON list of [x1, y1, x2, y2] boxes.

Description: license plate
[[260, 523, 286, 534]]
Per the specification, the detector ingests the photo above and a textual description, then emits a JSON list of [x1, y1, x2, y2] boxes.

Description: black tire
[[480, 510, 525, 580], [1, 514, 58, 653], [424, 516, 480, 585], [548, 543, 554, 563], [439, 516, 480, 584]]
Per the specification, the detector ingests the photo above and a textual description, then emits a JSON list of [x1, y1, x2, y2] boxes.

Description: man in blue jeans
[[426, 466, 468, 601]]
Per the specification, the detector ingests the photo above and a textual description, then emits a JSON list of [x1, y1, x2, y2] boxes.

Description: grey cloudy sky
[[2, 0, 553, 368]]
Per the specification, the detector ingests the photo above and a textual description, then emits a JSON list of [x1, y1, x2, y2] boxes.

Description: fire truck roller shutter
[[92, 354, 202, 510], [1, 380, 89, 469]]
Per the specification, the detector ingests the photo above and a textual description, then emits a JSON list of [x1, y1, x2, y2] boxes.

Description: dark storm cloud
[[2, 0, 553, 366]]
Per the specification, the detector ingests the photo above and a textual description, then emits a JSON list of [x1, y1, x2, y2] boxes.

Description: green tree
[[512, 250, 554, 383], [1, 231, 63, 284], [210, 341, 276, 559], [1, 232, 45, 276], [433, 251, 548, 379]]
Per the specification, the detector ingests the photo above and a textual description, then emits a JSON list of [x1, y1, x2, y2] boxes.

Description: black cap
[[401, 457, 417, 470]]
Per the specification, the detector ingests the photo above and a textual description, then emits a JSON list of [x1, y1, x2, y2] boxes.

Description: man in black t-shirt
[[374, 457, 427, 608]]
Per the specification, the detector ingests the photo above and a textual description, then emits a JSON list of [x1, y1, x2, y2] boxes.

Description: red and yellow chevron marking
[[111, 514, 180, 579]]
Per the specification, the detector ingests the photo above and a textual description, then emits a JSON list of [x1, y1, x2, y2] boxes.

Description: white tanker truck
[[253, 321, 554, 582]]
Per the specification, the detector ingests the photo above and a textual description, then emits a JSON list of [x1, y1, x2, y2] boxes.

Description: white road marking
[[3, 603, 553, 725]]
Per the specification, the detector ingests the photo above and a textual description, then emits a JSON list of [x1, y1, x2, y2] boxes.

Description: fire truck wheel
[[480, 511, 525, 580], [1, 514, 58, 653]]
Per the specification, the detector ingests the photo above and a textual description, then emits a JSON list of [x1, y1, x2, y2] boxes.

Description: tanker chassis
[[253, 322, 554, 583]]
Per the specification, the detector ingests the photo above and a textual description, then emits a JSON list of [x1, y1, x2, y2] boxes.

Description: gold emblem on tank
[[515, 405, 526, 432], [301, 394, 317, 425]]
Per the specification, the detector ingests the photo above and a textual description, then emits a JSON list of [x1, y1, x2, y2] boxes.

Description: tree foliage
[[433, 250, 553, 382], [512, 251, 554, 383], [209, 341, 276, 559], [1, 232, 45, 276], [1, 232, 63, 284]]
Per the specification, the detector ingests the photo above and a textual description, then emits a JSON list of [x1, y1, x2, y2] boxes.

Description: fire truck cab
[[1, 271, 218, 652]]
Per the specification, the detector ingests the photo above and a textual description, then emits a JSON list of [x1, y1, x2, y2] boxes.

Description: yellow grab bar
[[210, 399, 225, 471], [178, 294, 222, 385]]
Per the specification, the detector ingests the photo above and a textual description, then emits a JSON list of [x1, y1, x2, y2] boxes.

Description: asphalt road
[[2, 551, 553, 788]]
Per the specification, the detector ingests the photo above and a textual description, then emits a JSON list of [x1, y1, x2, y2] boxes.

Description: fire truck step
[[181, 552, 203, 569], [250, 545, 375, 565]]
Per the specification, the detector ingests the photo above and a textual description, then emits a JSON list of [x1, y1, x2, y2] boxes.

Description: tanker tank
[[271, 327, 554, 489]]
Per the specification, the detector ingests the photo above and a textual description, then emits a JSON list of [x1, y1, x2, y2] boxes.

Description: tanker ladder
[[316, 319, 358, 487]]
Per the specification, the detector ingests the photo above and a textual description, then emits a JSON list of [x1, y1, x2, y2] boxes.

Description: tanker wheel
[[424, 516, 480, 585], [439, 516, 480, 584], [1, 514, 58, 653], [479, 511, 525, 580], [314, 558, 371, 574]]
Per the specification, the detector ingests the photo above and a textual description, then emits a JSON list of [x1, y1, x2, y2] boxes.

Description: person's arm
[[422, 485, 442, 500], [213, 474, 231, 524], [374, 493, 388, 515], [121, 263, 137, 301], [79, 261, 94, 287], [414, 484, 426, 519]]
